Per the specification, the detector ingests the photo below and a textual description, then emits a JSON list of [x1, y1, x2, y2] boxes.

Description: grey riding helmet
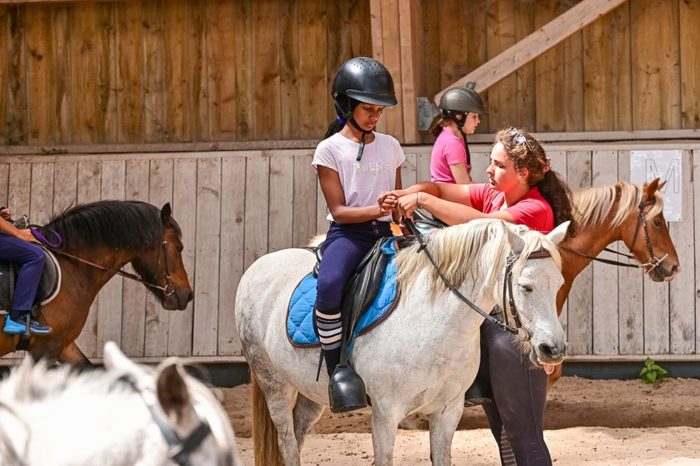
[[331, 57, 397, 119], [439, 82, 487, 116]]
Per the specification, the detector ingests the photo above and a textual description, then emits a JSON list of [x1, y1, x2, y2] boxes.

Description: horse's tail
[[251, 373, 284, 466]]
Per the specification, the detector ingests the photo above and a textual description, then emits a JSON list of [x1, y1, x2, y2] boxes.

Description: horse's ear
[[657, 179, 668, 191], [103, 341, 152, 380], [505, 223, 526, 255], [547, 221, 570, 245], [103, 341, 129, 371], [643, 178, 660, 200], [156, 360, 191, 420], [160, 203, 172, 223]]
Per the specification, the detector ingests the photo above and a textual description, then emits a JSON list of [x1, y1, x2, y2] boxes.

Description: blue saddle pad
[[287, 238, 399, 348]]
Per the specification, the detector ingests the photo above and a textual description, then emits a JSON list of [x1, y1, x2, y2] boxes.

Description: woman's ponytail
[[536, 170, 577, 233]]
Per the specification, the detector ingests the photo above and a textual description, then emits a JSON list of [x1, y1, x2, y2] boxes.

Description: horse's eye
[[519, 284, 533, 293], [652, 219, 662, 228], [176, 244, 184, 253]]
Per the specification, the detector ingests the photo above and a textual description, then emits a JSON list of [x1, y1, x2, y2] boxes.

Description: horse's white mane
[[0, 357, 126, 403], [395, 218, 561, 300], [573, 181, 664, 230]]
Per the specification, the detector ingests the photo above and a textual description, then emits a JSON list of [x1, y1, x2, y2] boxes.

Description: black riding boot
[[464, 372, 492, 407], [324, 347, 368, 413]]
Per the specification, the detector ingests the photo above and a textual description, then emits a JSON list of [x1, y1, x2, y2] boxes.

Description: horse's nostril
[[672, 265, 680, 274], [539, 343, 565, 361]]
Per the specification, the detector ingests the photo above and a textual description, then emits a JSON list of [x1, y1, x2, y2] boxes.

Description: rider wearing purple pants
[[313, 57, 405, 413], [0, 208, 52, 335]]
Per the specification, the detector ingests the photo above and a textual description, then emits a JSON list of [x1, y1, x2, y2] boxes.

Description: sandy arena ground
[[221, 376, 700, 465]]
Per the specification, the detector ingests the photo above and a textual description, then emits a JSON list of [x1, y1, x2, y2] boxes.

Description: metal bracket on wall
[[416, 97, 441, 132]]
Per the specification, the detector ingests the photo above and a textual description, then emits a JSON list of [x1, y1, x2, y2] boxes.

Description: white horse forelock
[[396, 218, 561, 301]]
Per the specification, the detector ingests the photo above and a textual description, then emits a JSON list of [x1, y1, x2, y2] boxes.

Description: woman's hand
[[397, 192, 428, 219]]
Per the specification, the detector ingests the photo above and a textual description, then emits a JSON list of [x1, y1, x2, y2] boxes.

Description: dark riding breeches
[[479, 315, 552, 466]]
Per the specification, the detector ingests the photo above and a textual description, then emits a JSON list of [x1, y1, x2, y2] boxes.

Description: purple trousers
[[0, 234, 46, 313], [315, 220, 391, 311]]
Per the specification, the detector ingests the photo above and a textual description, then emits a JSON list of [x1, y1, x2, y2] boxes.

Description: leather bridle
[[404, 218, 551, 337], [117, 373, 234, 466], [560, 199, 668, 274], [35, 234, 176, 296]]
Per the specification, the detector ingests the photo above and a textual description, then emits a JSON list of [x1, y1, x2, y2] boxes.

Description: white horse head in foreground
[[236, 218, 569, 466], [0, 341, 242, 466]]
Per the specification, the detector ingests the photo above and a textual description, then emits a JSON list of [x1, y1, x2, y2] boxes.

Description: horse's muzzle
[[533, 341, 567, 365], [650, 263, 680, 283], [162, 289, 193, 310]]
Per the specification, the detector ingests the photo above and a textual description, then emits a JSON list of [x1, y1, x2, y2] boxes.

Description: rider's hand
[[16, 228, 37, 243], [378, 192, 399, 212]]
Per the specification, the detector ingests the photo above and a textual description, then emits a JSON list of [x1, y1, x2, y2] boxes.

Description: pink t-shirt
[[430, 127, 471, 183], [468, 183, 554, 233]]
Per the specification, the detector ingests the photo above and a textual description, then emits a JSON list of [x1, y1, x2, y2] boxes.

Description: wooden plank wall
[[421, 0, 700, 138], [0, 0, 371, 146], [0, 142, 698, 362], [0, 0, 698, 148]]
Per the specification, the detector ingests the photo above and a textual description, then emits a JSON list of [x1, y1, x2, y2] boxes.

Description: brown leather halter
[[405, 218, 551, 337], [41, 240, 175, 296], [560, 199, 668, 274]]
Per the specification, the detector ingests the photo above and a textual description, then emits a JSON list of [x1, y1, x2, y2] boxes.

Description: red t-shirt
[[468, 183, 554, 233]]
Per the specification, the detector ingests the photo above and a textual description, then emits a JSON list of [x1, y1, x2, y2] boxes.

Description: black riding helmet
[[439, 82, 487, 118], [331, 57, 397, 160], [331, 57, 397, 119]]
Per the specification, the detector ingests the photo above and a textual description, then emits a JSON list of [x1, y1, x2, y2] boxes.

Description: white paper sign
[[630, 150, 682, 222]]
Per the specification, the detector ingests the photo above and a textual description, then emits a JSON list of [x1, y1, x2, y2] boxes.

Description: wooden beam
[[370, 0, 424, 143], [434, 0, 628, 104]]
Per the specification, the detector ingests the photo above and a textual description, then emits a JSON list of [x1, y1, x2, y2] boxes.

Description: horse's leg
[[251, 370, 302, 466], [57, 342, 94, 367], [427, 399, 463, 466], [292, 393, 324, 450], [370, 402, 404, 466]]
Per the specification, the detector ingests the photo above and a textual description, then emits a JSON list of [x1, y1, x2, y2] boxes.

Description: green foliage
[[639, 357, 668, 384]]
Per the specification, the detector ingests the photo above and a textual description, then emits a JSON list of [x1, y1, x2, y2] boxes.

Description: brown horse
[[0, 200, 193, 365], [550, 178, 680, 385]]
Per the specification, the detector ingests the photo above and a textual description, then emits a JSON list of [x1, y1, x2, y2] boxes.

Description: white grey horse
[[236, 218, 569, 466], [0, 341, 242, 466]]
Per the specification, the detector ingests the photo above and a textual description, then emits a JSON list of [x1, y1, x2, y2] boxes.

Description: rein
[[31, 225, 175, 295], [404, 218, 550, 337], [560, 199, 668, 273]]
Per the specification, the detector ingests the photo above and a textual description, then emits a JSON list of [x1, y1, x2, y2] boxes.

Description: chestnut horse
[[0, 201, 193, 365], [550, 178, 680, 385]]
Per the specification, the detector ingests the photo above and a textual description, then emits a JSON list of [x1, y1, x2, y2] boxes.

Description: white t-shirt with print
[[312, 132, 405, 222]]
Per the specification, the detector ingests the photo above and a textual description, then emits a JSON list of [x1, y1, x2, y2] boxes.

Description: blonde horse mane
[[395, 219, 561, 301], [573, 181, 664, 231]]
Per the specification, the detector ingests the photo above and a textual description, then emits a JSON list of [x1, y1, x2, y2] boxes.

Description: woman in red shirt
[[380, 127, 574, 466]]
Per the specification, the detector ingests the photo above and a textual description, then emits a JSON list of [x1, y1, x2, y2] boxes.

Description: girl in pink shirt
[[429, 83, 486, 184]]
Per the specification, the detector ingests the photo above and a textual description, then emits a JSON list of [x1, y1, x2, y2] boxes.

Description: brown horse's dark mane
[[43, 200, 179, 251]]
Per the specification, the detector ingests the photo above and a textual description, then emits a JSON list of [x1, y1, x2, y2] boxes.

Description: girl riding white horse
[[237, 218, 569, 466]]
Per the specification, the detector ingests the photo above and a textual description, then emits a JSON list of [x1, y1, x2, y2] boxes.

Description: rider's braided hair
[[495, 127, 577, 232]]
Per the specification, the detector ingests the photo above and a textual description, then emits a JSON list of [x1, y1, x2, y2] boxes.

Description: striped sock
[[314, 307, 342, 351]]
